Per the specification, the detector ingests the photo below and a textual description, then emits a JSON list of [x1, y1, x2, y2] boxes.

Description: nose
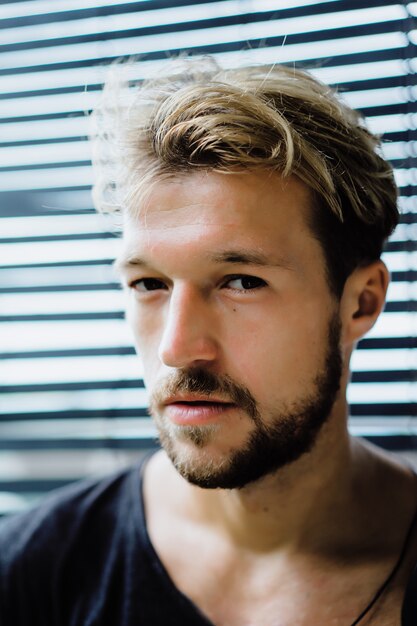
[[158, 284, 218, 369]]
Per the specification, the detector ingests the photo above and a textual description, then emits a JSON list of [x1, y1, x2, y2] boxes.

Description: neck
[[188, 412, 358, 553]]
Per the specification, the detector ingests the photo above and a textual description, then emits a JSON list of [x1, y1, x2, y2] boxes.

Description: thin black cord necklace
[[349, 497, 417, 626]]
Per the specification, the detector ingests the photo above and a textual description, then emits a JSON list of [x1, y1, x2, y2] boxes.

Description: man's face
[[118, 171, 343, 489]]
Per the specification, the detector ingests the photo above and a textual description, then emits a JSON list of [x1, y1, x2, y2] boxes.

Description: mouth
[[162, 396, 236, 425]]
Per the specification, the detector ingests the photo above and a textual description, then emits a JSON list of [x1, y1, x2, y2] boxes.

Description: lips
[[162, 395, 236, 426]]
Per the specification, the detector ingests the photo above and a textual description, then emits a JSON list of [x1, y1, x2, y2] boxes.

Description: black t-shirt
[[0, 457, 416, 626]]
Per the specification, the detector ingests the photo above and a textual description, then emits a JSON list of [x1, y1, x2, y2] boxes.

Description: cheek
[[126, 296, 161, 339], [223, 304, 331, 395], [125, 300, 164, 370]]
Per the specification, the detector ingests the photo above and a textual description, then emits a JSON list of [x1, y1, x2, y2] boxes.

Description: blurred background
[[1, 0, 417, 516]]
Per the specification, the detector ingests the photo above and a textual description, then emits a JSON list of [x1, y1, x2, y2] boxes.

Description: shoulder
[[0, 464, 139, 562], [0, 464, 144, 625]]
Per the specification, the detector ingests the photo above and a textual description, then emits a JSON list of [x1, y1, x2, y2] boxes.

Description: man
[[1, 57, 416, 625]]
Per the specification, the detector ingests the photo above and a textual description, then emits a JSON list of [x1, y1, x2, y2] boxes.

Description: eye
[[224, 275, 267, 291], [130, 278, 168, 292]]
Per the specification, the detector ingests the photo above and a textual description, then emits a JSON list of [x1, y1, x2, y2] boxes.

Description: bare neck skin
[[184, 417, 356, 554]]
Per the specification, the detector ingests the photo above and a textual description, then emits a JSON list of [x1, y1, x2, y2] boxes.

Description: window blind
[[1, 0, 417, 514]]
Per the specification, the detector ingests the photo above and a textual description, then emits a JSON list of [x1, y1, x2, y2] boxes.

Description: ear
[[339, 260, 389, 345]]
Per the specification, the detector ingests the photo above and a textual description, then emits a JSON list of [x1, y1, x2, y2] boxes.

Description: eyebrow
[[210, 249, 292, 269], [113, 255, 148, 273], [114, 248, 293, 273]]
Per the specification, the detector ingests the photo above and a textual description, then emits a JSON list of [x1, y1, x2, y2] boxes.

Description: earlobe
[[341, 260, 389, 344]]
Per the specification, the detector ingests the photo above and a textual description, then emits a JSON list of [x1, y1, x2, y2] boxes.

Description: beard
[[148, 313, 342, 490]]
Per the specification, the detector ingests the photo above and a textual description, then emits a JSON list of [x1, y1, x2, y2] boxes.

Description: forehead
[[122, 170, 315, 248], [118, 171, 322, 275]]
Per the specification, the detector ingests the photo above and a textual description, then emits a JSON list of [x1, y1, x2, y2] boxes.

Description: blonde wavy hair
[[90, 56, 399, 295]]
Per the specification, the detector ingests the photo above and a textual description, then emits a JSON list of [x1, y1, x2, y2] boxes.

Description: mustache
[[149, 368, 259, 421]]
